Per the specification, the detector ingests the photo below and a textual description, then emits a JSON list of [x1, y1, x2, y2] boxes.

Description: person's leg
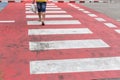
[[38, 12, 42, 21], [41, 2, 46, 25], [36, 2, 42, 21], [41, 12, 45, 22]]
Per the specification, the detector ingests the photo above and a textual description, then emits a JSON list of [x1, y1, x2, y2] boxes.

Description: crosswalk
[[25, 2, 115, 76]]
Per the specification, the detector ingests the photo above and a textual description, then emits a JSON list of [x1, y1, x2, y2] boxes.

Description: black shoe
[[42, 22, 45, 26]]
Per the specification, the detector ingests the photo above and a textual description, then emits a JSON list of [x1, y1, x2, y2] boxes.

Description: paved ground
[[0, 2, 7, 11], [0, 1, 120, 80], [83, 1, 120, 21]]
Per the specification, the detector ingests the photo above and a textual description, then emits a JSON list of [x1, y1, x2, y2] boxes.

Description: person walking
[[32, 0, 47, 25]]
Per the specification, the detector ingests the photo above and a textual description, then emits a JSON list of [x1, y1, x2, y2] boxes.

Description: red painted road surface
[[0, 1, 120, 80]]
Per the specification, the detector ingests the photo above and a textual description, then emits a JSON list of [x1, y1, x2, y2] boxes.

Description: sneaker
[[42, 22, 45, 26]]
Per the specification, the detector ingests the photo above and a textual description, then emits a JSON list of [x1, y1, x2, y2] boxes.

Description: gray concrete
[[0, 2, 7, 11], [96, 78, 120, 80], [82, 1, 120, 22]]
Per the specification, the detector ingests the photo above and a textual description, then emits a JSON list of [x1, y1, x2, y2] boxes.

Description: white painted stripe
[[25, 5, 31, 8], [25, 3, 55, 6], [26, 8, 61, 11], [26, 15, 72, 18], [29, 39, 110, 51], [25, 11, 67, 14], [117, 19, 120, 21], [74, 6, 80, 9], [25, 5, 58, 8], [46, 8, 61, 10], [95, 18, 106, 21], [46, 3, 55, 5], [104, 23, 117, 28], [88, 14, 97, 17], [115, 29, 120, 33], [78, 8, 84, 11], [27, 20, 81, 25], [83, 11, 90, 13], [46, 6, 58, 8], [0, 20, 15, 23], [26, 8, 31, 11], [28, 28, 93, 35], [30, 56, 120, 74]]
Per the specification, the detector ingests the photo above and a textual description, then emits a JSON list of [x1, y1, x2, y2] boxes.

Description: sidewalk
[[0, 2, 8, 11], [83, 2, 120, 21]]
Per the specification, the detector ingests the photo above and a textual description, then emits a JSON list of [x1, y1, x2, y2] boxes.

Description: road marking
[[27, 20, 81, 25], [30, 56, 120, 74], [73, 6, 80, 9], [29, 39, 110, 51], [25, 3, 55, 6], [78, 8, 85, 11], [26, 15, 72, 18], [88, 14, 97, 17], [104, 23, 117, 28], [25, 5, 58, 8], [0, 20, 15, 23], [46, 6, 58, 8], [117, 19, 120, 21], [28, 28, 93, 35], [95, 18, 106, 21], [46, 7, 61, 9], [26, 7, 61, 11], [83, 11, 90, 13], [115, 29, 120, 34], [25, 11, 67, 14]]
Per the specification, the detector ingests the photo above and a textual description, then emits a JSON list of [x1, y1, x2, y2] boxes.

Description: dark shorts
[[36, 2, 46, 12]]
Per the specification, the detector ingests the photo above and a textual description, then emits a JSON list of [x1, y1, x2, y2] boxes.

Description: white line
[[0, 20, 15, 23], [25, 3, 55, 6], [46, 8, 61, 9], [47, 11, 67, 13], [46, 3, 55, 5], [25, 5, 58, 8], [25, 5, 31, 8], [73, 6, 80, 9], [29, 39, 110, 51], [117, 19, 120, 21], [78, 8, 84, 11], [26, 8, 31, 11], [26, 15, 72, 18], [46, 6, 58, 8], [28, 28, 93, 35], [26, 7, 61, 11], [88, 14, 97, 17], [25, 11, 67, 14], [27, 20, 81, 25], [95, 18, 106, 22], [30, 56, 120, 74], [26, 8, 61, 11], [104, 23, 117, 28], [83, 11, 90, 14], [115, 29, 120, 34]]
